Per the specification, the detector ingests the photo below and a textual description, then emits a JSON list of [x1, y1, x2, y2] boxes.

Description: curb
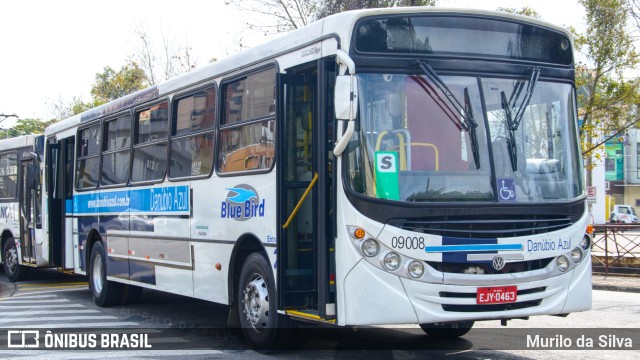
[[592, 284, 640, 293]]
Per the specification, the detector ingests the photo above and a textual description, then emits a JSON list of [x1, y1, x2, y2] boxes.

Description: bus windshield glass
[[355, 16, 573, 65], [345, 73, 583, 203]]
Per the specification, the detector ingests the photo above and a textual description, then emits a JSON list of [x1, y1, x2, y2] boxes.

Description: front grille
[[395, 215, 573, 238], [442, 300, 542, 312], [439, 287, 546, 299], [427, 258, 554, 275]]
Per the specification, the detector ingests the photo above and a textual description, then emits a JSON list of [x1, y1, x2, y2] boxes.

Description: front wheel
[[237, 252, 292, 351], [3, 238, 28, 282], [420, 321, 474, 338]]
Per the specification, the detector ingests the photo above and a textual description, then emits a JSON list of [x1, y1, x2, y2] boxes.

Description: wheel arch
[[1, 230, 15, 262], [227, 233, 271, 306], [85, 228, 103, 271]]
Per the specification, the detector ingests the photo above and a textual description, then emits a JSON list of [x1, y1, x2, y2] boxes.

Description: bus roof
[[0, 134, 42, 152], [46, 7, 573, 137]]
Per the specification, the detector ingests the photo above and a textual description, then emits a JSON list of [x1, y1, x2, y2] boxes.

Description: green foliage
[[496, 6, 541, 18], [574, 0, 639, 182], [9, 118, 56, 136], [90, 62, 146, 103], [319, 0, 437, 19]]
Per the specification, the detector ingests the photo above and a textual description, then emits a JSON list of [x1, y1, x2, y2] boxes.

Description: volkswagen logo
[[492, 255, 506, 271]]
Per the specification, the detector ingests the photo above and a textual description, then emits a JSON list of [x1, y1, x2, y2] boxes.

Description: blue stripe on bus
[[441, 237, 498, 263], [73, 186, 190, 215], [426, 244, 523, 252], [65, 199, 73, 214]]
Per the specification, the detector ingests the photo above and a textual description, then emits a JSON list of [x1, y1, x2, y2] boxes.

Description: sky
[[0, 0, 587, 126]]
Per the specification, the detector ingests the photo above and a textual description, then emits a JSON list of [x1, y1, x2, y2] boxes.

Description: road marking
[[0, 315, 117, 324], [1, 294, 57, 299], [18, 282, 88, 287], [3, 287, 89, 297], [0, 298, 70, 304], [2, 309, 100, 316], [0, 304, 85, 309]]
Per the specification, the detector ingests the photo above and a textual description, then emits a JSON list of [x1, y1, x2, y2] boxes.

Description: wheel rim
[[242, 272, 270, 333], [4, 244, 17, 275], [92, 252, 104, 294]]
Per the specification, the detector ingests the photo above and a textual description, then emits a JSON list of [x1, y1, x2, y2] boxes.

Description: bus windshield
[[345, 73, 583, 203]]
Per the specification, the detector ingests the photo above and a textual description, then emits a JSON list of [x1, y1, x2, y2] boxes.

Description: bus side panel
[[192, 242, 233, 304], [65, 200, 74, 269]]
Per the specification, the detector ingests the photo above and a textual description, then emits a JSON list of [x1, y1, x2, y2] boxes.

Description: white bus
[[0, 135, 44, 281], [3, 7, 592, 349]]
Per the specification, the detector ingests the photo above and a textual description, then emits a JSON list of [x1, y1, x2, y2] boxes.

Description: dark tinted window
[[77, 124, 101, 189], [136, 102, 168, 144], [223, 69, 275, 125], [218, 68, 275, 174], [0, 152, 17, 199], [132, 102, 168, 183], [102, 115, 131, 186], [355, 16, 573, 65], [170, 87, 217, 179]]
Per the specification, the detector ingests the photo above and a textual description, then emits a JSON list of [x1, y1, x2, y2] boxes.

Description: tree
[[224, 0, 318, 33], [318, 1, 437, 19], [225, 0, 436, 34], [575, 0, 639, 185], [90, 63, 146, 103], [10, 118, 56, 136], [129, 24, 198, 86], [496, 6, 541, 18]]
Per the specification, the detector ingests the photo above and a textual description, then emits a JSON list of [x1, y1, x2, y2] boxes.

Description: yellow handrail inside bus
[[410, 142, 439, 171], [375, 131, 408, 170], [283, 172, 319, 229]]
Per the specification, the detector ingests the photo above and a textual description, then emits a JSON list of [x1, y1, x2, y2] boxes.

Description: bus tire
[[237, 252, 291, 351], [3, 238, 28, 282], [89, 241, 123, 307], [419, 321, 474, 338]]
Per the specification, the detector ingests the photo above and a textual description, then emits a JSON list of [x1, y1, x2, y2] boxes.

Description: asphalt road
[[0, 268, 638, 359]]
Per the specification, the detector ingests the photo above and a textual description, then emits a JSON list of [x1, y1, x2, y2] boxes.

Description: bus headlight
[[579, 236, 591, 251], [408, 261, 424, 278], [383, 252, 401, 271], [557, 255, 570, 272], [571, 247, 583, 263], [362, 239, 380, 257]]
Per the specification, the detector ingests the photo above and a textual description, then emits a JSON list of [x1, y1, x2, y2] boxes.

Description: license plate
[[476, 286, 517, 304]]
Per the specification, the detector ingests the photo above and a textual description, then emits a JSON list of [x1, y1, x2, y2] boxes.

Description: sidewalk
[[592, 274, 640, 293]]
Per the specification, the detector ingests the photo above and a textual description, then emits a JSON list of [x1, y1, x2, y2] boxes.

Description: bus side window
[[170, 87, 216, 179], [218, 68, 276, 174], [132, 102, 168, 183]]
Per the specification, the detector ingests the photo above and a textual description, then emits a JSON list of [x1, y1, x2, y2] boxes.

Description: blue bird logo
[[226, 187, 257, 203]]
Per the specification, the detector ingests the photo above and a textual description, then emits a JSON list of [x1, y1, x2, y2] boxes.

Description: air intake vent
[[393, 215, 573, 238]]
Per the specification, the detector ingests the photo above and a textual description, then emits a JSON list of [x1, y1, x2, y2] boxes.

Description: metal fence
[[592, 224, 640, 275]]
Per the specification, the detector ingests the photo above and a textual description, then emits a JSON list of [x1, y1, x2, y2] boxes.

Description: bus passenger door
[[277, 59, 336, 321], [46, 137, 75, 269], [18, 157, 39, 265]]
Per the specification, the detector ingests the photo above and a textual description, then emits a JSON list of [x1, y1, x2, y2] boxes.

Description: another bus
[[0, 135, 44, 281], [2, 8, 591, 349]]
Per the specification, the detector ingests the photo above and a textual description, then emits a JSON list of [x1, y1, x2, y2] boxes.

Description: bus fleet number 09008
[[391, 236, 425, 250]]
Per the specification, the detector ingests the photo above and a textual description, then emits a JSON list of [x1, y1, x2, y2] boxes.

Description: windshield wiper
[[415, 60, 480, 169], [500, 67, 541, 172], [501, 91, 519, 171]]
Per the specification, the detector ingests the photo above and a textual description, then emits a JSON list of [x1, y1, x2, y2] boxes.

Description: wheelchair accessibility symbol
[[498, 178, 516, 201]]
